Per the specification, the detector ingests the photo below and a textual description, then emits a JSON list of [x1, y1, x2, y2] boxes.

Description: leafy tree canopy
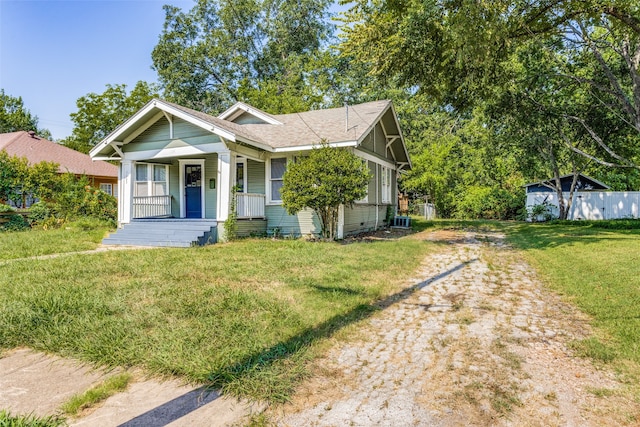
[[151, 0, 337, 114], [0, 89, 52, 139], [62, 81, 158, 154], [339, 0, 640, 216]]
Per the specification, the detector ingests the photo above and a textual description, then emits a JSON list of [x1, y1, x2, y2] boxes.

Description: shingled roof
[[0, 131, 117, 178], [241, 100, 392, 148], [91, 99, 410, 168]]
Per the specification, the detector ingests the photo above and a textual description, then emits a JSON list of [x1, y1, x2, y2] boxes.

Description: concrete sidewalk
[[0, 348, 261, 426]]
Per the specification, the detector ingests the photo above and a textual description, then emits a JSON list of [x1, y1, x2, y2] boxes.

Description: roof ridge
[[271, 100, 391, 120]]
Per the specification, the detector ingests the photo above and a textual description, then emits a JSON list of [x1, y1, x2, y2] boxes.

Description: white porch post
[[120, 160, 133, 224], [217, 151, 231, 222]]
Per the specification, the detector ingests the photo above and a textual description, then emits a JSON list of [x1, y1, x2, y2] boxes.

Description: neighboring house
[[525, 173, 639, 220], [524, 173, 609, 194], [0, 131, 119, 206], [90, 99, 411, 245]]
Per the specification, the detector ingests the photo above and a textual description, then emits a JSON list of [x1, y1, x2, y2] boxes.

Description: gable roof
[[90, 99, 411, 168], [524, 173, 610, 190], [0, 131, 118, 178], [218, 101, 283, 125]]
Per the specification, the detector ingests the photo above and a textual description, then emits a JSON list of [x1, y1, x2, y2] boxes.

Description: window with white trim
[[270, 157, 287, 202], [99, 183, 113, 196], [381, 166, 392, 204], [357, 159, 369, 203], [135, 163, 168, 197]]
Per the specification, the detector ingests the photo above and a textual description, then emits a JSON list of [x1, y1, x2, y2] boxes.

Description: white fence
[[236, 193, 265, 218], [418, 203, 437, 220], [133, 195, 172, 218], [526, 191, 640, 220]]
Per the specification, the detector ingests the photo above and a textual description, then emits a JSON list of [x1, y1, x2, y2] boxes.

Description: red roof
[[0, 131, 117, 178]]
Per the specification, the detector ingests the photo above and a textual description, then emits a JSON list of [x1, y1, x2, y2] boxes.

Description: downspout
[[375, 163, 379, 230]]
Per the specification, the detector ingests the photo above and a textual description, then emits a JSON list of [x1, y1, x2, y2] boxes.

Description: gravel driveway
[[269, 230, 639, 426]]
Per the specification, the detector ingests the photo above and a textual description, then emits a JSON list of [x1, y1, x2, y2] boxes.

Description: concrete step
[[103, 220, 218, 247], [102, 238, 194, 248]]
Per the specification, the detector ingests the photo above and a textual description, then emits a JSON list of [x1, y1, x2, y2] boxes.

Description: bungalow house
[[0, 131, 118, 206], [90, 99, 411, 246]]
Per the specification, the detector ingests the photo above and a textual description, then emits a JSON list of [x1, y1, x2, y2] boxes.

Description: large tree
[[62, 81, 158, 154], [340, 1, 640, 170], [0, 90, 51, 139], [151, 0, 336, 114]]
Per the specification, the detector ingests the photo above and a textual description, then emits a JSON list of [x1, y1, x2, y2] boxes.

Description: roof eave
[[273, 140, 358, 153]]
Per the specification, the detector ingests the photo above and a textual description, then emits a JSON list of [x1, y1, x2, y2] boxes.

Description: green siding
[[344, 204, 379, 234], [343, 204, 393, 235], [169, 161, 180, 217], [124, 117, 221, 153], [204, 154, 218, 219], [367, 161, 376, 201], [265, 205, 321, 236], [237, 219, 267, 236], [360, 132, 374, 151], [233, 112, 268, 124], [247, 159, 265, 194], [374, 123, 386, 156]]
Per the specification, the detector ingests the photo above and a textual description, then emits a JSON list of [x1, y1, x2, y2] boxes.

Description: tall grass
[[507, 221, 640, 367], [0, 220, 111, 261], [0, 236, 431, 402], [0, 410, 65, 427]]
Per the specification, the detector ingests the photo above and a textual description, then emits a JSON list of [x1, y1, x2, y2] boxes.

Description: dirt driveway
[[268, 230, 639, 426]]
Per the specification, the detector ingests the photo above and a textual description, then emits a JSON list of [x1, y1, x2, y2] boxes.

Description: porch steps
[[102, 219, 218, 247]]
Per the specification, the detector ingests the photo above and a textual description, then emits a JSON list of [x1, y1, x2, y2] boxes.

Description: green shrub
[[0, 203, 16, 213], [455, 186, 524, 220], [27, 202, 51, 226], [528, 201, 554, 222], [2, 213, 29, 231], [0, 204, 29, 232], [223, 185, 239, 242], [48, 174, 117, 224]]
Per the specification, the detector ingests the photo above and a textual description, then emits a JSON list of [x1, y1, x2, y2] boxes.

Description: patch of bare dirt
[[267, 230, 639, 426], [340, 227, 415, 243]]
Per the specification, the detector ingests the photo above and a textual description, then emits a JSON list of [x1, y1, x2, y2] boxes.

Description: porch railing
[[236, 193, 265, 218], [133, 195, 172, 218]]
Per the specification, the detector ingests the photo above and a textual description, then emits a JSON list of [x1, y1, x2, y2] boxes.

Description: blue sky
[[0, 0, 192, 140], [1, 0, 349, 142]]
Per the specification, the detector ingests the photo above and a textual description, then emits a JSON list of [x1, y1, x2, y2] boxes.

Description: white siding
[[526, 191, 640, 220]]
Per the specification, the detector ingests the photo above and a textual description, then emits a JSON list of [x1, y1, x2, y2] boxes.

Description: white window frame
[[236, 157, 247, 193], [356, 159, 369, 204], [267, 156, 288, 204], [100, 183, 113, 196], [381, 166, 392, 204], [134, 163, 169, 197]]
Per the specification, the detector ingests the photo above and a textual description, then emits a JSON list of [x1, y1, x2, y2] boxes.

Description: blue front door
[[185, 164, 202, 218]]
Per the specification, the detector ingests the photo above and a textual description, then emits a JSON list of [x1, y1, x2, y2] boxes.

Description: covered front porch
[[118, 151, 268, 226], [131, 192, 266, 220]]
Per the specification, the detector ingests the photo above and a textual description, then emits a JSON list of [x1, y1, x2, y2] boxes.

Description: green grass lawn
[[0, 220, 112, 261], [0, 233, 432, 402], [3, 218, 637, 404], [507, 220, 640, 371]]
